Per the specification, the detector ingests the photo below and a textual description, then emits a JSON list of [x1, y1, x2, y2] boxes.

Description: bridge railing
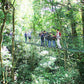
[[61, 35, 84, 50], [21, 35, 84, 50]]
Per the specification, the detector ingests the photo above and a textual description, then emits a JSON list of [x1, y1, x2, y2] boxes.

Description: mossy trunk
[[0, 39, 3, 80], [33, 22, 35, 36], [71, 21, 77, 36], [11, 7, 15, 82], [77, 61, 84, 84], [81, 5, 84, 45], [0, 34, 3, 67], [77, 2, 84, 84], [0, 11, 7, 83]]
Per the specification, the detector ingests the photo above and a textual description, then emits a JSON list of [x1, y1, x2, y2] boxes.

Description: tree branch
[[13, 0, 16, 6]]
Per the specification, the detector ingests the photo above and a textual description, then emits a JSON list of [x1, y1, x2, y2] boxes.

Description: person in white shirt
[[56, 29, 62, 48]]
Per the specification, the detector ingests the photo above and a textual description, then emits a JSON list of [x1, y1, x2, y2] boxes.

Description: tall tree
[[81, 0, 84, 45], [77, 1, 84, 84], [11, 0, 16, 82], [0, 0, 7, 83], [67, 0, 77, 36]]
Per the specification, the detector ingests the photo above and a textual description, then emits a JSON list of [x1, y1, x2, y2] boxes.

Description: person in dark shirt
[[47, 33, 52, 47], [43, 31, 49, 46], [40, 32, 44, 46], [52, 34, 56, 47], [24, 32, 27, 43]]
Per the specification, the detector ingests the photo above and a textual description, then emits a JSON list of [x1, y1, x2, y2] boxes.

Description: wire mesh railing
[[61, 35, 84, 50], [16, 35, 84, 52]]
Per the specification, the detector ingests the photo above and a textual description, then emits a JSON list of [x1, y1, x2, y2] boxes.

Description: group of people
[[39, 29, 62, 48], [24, 29, 62, 49], [24, 31, 32, 43]]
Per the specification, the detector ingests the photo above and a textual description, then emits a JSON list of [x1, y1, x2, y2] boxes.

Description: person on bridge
[[47, 32, 52, 47], [28, 30, 32, 42], [56, 29, 62, 48], [24, 31, 27, 43], [52, 34, 56, 47], [43, 31, 48, 46], [40, 31, 44, 46]]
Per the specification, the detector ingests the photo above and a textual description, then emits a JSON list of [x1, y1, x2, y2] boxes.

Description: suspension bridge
[[21, 35, 84, 53]]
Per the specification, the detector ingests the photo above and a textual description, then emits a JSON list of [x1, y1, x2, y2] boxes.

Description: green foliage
[[1, 46, 12, 67], [15, 45, 38, 83], [6, 13, 12, 24], [2, 31, 12, 46], [0, 10, 4, 23], [1, 0, 84, 83]]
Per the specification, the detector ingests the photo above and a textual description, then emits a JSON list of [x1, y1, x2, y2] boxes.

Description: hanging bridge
[[18, 35, 84, 53]]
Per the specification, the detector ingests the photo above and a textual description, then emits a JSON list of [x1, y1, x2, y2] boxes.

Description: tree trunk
[[81, 4, 84, 45], [71, 21, 77, 36], [0, 34, 3, 68], [77, 60, 84, 84], [76, 2, 84, 84], [0, 12, 7, 83], [67, 0, 77, 36], [33, 22, 35, 36], [11, 7, 15, 82]]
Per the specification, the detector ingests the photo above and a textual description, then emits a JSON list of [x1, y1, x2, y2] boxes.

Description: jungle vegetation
[[0, 0, 84, 84]]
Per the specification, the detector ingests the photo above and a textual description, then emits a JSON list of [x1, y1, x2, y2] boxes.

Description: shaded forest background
[[0, 0, 84, 84]]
